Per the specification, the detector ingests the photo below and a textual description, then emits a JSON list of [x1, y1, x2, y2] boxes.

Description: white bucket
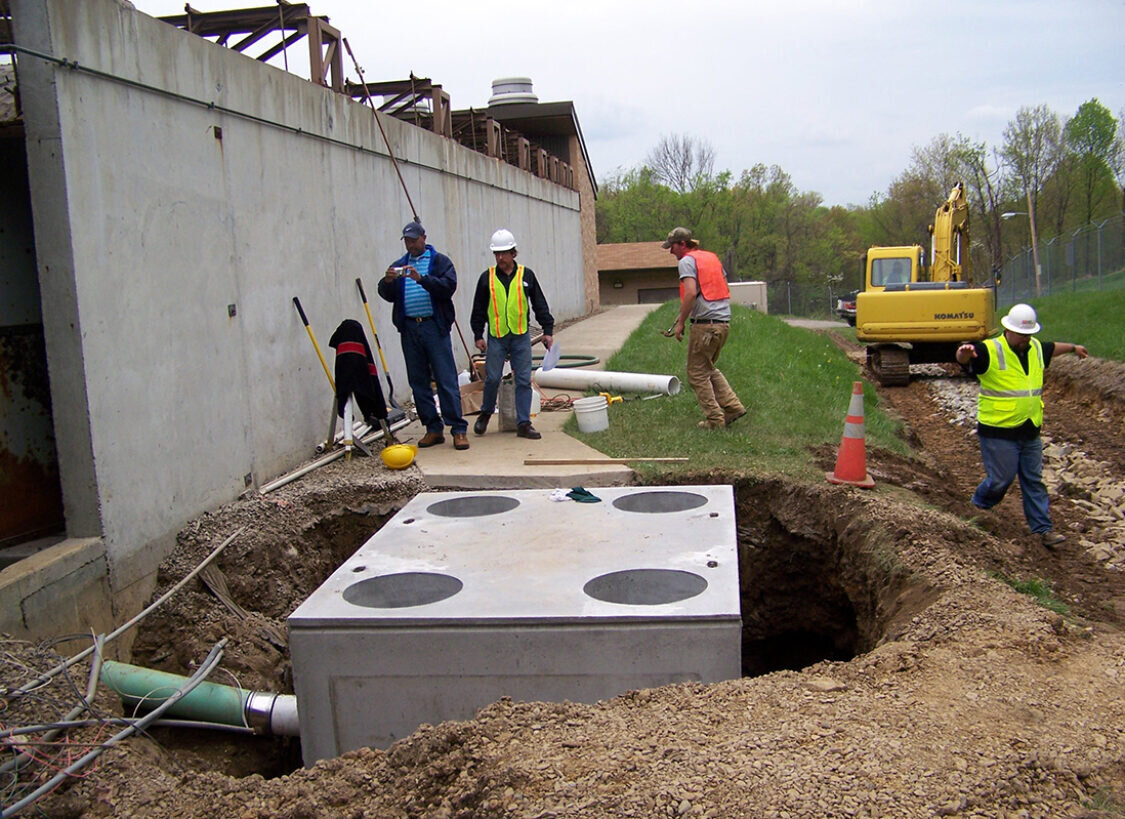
[[573, 395, 609, 433]]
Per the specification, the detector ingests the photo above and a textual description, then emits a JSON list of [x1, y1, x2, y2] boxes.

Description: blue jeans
[[399, 319, 466, 435], [480, 332, 533, 425], [972, 435, 1051, 534]]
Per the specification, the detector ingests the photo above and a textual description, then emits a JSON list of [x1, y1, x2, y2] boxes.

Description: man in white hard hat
[[955, 303, 1088, 549], [470, 228, 554, 440]]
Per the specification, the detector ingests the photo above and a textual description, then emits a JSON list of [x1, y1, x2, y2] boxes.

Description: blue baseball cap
[[402, 221, 425, 239]]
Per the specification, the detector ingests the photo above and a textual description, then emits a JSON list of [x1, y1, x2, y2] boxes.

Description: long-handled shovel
[[293, 297, 344, 452], [354, 277, 405, 421], [293, 297, 343, 452], [293, 296, 336, 392]]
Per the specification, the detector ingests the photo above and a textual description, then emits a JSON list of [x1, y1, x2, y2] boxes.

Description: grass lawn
[[1029, 285, 1125, 362], [562, 286, 1123, 481], [565, 302, 909, 481]]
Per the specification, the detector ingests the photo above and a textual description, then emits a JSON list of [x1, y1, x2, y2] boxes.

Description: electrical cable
[[1, 717, 254, 739], [4, 529, 243, 699], [0, 636, 105, 777], [0, 640, 228, 819], [540, 393, 577, 412]]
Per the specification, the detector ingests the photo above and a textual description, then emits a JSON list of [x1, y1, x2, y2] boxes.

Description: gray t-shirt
[[678, 254, 731, 321]]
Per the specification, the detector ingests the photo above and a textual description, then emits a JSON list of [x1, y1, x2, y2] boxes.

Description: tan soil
[[7, 341, 1125, 818]]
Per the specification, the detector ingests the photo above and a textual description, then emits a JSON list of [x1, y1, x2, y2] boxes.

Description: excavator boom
[[929, 182, 970, 283]]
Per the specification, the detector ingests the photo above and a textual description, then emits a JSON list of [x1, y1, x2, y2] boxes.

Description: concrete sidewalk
[[396, 304, 662, 489]]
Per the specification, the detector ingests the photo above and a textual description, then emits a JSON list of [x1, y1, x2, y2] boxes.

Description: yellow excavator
[[856, 182, 998, 385]]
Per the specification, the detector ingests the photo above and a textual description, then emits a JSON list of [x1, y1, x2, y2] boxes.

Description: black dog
[[328, 319, 388, 424]]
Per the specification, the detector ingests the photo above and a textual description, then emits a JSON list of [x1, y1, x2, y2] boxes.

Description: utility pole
[[1026, 188, 1043, 297]]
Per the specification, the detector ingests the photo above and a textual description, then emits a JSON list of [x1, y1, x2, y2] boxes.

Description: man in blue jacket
[[378, 221, 469, 451]]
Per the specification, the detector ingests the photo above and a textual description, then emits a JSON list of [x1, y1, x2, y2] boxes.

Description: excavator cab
[[871, 257, 914, 288]]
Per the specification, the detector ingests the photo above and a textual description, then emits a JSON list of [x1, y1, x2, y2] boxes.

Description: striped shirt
[[403, 249, 435, 318]]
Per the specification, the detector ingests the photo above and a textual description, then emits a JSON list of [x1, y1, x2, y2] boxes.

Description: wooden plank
[[523, 458, 688, 465]]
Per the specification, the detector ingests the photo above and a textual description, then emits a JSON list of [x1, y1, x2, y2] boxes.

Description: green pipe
[[102, 661, 247, 725], [530, 353, 600, 369], [102, 661, 299, 735]]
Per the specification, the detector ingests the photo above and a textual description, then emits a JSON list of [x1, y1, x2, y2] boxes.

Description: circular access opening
[[343, 572, 463, 608], [583, 568, 708, 606], [612, 491, 708, 514], [426, 496, 520, 518]]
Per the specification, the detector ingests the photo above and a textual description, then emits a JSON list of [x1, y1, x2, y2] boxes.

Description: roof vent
[[488, 77, 538, 106]]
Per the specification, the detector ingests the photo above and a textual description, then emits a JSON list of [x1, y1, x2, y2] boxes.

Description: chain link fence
[[763, 212, 1125, 319], [765, 280, 854, 319], [998, 211, 1125, 307]]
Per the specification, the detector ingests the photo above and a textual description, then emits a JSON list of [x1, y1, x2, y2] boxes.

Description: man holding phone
[[378, 221, 469, 451]]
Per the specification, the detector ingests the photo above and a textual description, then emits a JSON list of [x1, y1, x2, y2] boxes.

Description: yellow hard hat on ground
[[381, 443, 418, 469]]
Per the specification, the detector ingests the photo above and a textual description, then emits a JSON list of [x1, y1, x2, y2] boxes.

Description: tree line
[[595, 99, 1124, 303]]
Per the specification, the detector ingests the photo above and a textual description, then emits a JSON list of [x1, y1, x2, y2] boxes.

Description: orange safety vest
[[487, 265, 528, 337], [681, 249, 730, 301]]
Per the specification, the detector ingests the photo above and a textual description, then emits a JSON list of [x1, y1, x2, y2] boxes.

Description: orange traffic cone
[[826, 381, 875, 489]]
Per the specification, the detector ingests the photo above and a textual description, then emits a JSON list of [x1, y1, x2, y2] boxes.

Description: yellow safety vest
[[977, 335, 1044, 428], [487, 265, 528, 337]]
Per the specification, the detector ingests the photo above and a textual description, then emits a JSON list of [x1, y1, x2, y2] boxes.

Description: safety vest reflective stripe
[[979, 388, 1043, 397], [977, 336, 1044, 428], [487, 265, 528, 337], [991, 341, 1006, 370], [683, 249, 730, 301]]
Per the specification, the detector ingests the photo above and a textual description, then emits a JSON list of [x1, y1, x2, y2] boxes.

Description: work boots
[[1040, 531, 1066, 549], [517, 422, 541, 440], [473, 412, 492, 436]]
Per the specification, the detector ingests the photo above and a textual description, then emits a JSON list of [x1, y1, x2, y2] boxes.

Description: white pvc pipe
[[533, 368, 680, 395]]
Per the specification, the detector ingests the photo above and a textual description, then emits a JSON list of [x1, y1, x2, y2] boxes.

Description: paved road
[[784, 318, 849, 330]]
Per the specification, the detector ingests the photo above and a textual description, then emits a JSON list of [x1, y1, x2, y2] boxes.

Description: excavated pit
[[129, 475, 931, 779]]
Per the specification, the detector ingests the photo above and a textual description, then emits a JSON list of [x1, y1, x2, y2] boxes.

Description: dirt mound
[[13, 353, 1125, 817]]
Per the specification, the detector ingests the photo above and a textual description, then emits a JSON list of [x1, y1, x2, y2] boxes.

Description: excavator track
[[867, 345, 911, 386]]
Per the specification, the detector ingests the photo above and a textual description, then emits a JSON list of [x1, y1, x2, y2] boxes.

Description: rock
[[806, 676, 848, 692]]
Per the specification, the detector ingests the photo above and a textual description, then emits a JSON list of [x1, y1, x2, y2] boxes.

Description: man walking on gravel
[[955, 303, 1088, 549]]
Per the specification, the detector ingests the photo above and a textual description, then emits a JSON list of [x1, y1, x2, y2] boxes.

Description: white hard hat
[[489, 228, 517, 252], [1000, 303, 1040, 335]]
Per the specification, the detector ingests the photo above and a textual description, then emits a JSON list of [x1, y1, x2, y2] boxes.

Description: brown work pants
[[686, 322, 744, 427]]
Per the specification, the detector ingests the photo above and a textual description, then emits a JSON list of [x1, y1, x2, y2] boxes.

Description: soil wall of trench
[[20, 451, 1119, 818]]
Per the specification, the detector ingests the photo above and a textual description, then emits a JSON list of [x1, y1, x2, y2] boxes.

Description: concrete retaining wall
[[11, 0, 586, 605]]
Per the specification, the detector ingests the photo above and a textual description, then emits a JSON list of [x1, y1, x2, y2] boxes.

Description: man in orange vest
[[664, 226, 746, 429], [469, 229, 554, 439]]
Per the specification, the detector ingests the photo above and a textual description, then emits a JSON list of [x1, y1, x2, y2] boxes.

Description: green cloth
[[566, 486, 601, 503]]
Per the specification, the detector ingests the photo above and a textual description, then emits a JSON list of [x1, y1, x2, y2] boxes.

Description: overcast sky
[[133, 0, 1124, 208]]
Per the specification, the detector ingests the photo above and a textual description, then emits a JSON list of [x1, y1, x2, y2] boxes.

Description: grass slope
[[567, 303, 908, 480]]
